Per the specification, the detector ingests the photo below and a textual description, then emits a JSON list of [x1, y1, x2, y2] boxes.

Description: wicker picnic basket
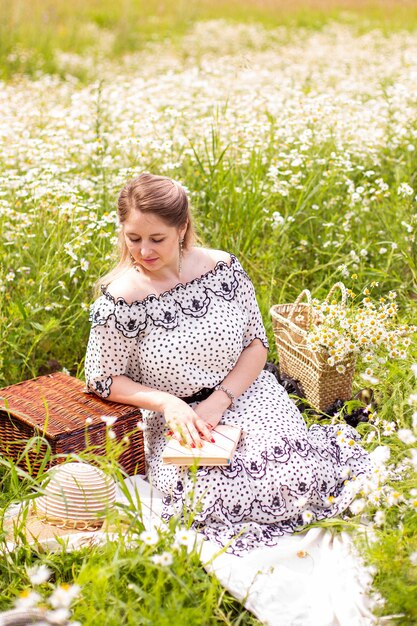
[[0, 372, 145, 476], [270, 282, 356, 411]]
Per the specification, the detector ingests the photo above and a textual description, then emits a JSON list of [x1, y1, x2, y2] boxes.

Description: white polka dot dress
[[85, 254, 370, 554]]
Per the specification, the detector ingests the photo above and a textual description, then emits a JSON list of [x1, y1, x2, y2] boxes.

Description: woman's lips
[[142, 258, 158, 263]]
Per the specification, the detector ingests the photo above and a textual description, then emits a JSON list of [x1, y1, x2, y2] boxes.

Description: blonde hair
[[97, 173, 196, 293]]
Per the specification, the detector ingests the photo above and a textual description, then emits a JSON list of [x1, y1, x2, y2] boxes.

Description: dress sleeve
[[235, 258, 270, 351], [84, 294, 143, 399]]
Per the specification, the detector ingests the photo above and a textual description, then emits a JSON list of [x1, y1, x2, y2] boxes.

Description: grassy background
[[2, 0, 417, 79]]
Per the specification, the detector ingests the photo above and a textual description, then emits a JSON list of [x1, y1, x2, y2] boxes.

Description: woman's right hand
[[161, 397, 214, 448]]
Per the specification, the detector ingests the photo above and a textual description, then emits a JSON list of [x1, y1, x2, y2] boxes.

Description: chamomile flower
[[26, 564, 52, 585], [140, 528, 159, 546], [382, 421, 396, 436], [349, 498, 366, 515], [302, 510, 314, 524], [15, 590, 42, 609], [397, 429, 416, 445], [151, 551, 174, 566]]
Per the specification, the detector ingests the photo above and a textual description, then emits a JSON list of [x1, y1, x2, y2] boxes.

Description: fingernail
[[191, 443, 196, 448], [211, 438, 215, 443], [167, 430, 173, 436]]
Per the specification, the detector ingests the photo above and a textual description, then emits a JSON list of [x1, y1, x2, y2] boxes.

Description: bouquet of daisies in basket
[[306, 281, 416, 382], [270, 281, 416, 411]]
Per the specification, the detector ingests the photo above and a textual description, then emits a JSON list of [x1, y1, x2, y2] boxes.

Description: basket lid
[[0, 372, 140, 438]]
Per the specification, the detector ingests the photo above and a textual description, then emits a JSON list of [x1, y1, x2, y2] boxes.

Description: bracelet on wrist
[[214, 385, 236, 411]]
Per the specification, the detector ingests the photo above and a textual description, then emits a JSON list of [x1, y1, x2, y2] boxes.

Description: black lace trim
[[103, 254, 238, 307], [89, 254, 266, 340], [88, 375, 113, 399]]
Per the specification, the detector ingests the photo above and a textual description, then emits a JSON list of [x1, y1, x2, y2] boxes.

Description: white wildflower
[[80, 258, 89, 271], [386, 490, 403, 507], [397, 429, 416, 445], [140, 528, 159, 546], [360, 372, 380, 385], [373, 511, 385, 527], [302, 510, 314, 524], [349, 498, 366, 515], [271, 211, 285, 228], [174, 527, 198, 550], [382, 421, 396, 436], [370, 445, 390, 466], [49, 584, 80, 609], [26, 564, 52, 585], [100, 415, 118, 427], [15, 590, 42, 609], [397, 183, 414, 197], [365, 431, 376, 443], [151, 551, 173, 566]]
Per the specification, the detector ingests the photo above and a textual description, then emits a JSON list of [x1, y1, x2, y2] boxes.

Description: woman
[[85, 172, 370, 554]]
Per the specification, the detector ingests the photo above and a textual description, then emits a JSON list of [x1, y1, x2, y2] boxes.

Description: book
[[162, 424, 241, 466]]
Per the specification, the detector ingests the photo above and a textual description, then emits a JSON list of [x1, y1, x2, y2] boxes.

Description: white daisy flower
[[49, 584, 80, 609], [302, 510, 314, 524], [151, 551, 173, 566], [373, 511, 385, 527], [15, 590, 42, 609], [140, 528, 159, 546], [349, 498, 366, 515], [26, 564, 52, 585], [397, 429, 416, 445]]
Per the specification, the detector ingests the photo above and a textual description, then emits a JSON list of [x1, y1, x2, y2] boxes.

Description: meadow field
[[1, 1, 417, 624]]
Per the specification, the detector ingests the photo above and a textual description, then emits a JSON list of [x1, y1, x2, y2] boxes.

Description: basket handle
[[287, 289, 313, 327], [325, 282, 347, 308]]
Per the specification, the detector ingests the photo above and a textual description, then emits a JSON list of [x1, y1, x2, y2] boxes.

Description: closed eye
[[128, 237, 165, 243]]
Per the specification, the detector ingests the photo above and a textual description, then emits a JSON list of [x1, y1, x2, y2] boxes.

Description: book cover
[[162, 424, 241, 466]]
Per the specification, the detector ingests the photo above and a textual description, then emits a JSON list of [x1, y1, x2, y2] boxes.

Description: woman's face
[[123, 210, 186, 275]]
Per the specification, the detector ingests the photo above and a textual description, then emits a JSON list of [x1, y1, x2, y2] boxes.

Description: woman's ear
[[180, 221, 188, 241]]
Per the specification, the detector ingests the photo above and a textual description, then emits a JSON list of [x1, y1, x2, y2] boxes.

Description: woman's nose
[[140, 243, 153, 257]]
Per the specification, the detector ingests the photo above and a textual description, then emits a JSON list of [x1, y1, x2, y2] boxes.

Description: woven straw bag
[[270, 282, 356, 411]]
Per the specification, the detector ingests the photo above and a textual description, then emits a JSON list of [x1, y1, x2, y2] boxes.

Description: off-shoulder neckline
[[101, 253, 238, 306]]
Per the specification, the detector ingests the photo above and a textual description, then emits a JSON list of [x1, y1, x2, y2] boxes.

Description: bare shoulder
[[194, 247, 232, 268], [105, 269, 147, 304]]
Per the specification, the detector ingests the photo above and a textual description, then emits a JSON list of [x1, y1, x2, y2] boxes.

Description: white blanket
[[119, 477, 377, 626]]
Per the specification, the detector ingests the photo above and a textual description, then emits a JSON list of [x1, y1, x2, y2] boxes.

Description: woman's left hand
[[193, 398, 224, 430]]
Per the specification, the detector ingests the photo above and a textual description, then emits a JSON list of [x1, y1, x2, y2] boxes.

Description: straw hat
[[5, 462, 116, 545]]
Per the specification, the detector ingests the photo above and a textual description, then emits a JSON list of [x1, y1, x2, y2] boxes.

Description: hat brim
[[4, 503, 113, 551]]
